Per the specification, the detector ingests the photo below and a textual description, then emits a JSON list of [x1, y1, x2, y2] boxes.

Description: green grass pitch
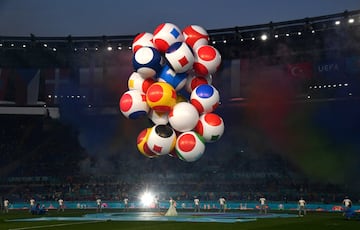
[[1, 209, 359, 230]]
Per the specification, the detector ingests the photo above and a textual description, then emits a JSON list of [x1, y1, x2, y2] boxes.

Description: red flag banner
[[287, 62, 313, 80]]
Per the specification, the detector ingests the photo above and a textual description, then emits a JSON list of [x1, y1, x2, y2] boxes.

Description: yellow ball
[[146, 82, 177, 113]]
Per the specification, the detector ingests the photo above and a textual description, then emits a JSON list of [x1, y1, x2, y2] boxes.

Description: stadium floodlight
[[260, 34, 268, 41], [140, 191, 154, 207], [107, 46, 113, 51], [335, 20, 341, 25], [348, 18, 354, 24]]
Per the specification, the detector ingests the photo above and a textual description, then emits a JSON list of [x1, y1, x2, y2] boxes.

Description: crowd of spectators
[[0, 114, 357, 205]]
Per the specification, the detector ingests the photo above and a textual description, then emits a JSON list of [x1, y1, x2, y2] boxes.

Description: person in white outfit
[[165, 197, 177, 216]]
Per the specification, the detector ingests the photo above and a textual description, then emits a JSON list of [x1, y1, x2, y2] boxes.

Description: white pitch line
[[8, 220, 107, 230]]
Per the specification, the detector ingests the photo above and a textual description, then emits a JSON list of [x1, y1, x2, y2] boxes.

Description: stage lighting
[[140, 191, 154, 207], [335, 20, 341, 25], [348, 18, 354, 24]]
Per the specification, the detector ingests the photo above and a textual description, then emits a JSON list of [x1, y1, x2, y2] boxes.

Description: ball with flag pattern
[[132, 32, 154, 53], [132, 46, 163, 78], [147, 124, 177, 155], [190, 84, 219, 114], [137, 127, 158, 158], [153, 23, 184, 53], [194, 113, 224, 143], [175, 131, 205, 162], [119, 90, 149, 119], [193, 45, 221, 76], [146, 82, 177, 113], [165, 42, 194, 73]]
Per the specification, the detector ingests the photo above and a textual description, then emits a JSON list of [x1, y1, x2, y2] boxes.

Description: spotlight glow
[[140, 191, 154, 207]]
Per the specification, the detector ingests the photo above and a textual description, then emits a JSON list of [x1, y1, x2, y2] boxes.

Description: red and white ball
[[147, 124, 177, 155], [132, 46, 163, 78], [153, 23, 184, 53], [175, 131, 205, 162], [137, 128, 157, 158], [128, 72, 155, 93], [185, 74, 212, 93], [190, 84, 220, 114], [183, 25, 209, 51], [146, 82, 177, 113], [168, 102, 199, 132], [132, 32, 154, 53], [194, 113, 224, 142], [165, 42, 194, 73], [119, 90, 149, 119], [193, 45, 221, 76]]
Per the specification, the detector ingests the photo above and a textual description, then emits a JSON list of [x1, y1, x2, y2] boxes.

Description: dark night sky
[[0, 0, 359, 37]]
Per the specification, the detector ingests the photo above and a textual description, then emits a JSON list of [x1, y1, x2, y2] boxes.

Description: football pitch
[[1, 209, 359, 230]]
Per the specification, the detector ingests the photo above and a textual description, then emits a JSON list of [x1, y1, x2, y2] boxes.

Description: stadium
[[1, 7, 360, 229]]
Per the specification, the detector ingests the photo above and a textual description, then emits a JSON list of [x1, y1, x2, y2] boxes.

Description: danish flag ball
[[195, 113, 224, 143], [182, 25, 209, 50], [119, 22, 224, 162], [175, 131, 205, 162], [119, 90, 149, 119], [193, 45, 221, 76]]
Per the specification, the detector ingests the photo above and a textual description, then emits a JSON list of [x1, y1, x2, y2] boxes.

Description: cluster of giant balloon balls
[[119, 22, 225, 162]]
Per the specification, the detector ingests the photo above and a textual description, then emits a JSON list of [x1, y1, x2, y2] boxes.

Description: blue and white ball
[[147, 124, 177, 155], [168, 102, 199, 132], [158, 65, 187, 91], [132, 46, 163, 78], [165, 42, 194, 73], [190, 84, 220, 114]]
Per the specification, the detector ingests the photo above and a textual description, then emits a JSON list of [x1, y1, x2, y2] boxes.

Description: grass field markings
[[7, 220, 107, 230]]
